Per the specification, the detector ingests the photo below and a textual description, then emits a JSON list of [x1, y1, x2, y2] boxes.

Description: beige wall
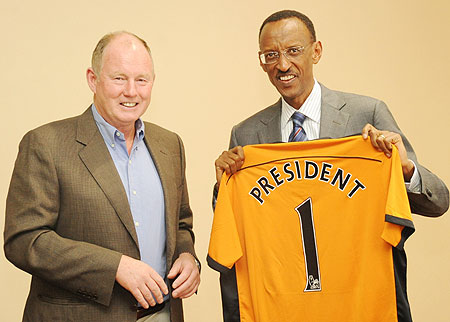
[[1, 0, 449, 321]]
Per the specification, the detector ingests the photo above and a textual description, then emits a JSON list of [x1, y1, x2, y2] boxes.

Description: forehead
[[101, 35, 153, 74], [259, 18, 311, 50]]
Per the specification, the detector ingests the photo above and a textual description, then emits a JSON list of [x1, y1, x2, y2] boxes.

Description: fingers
[[216, 147, 245, 174], [361, 124, 403, 158], [215, 166, 224, 186], [380, 132, 400, 151], [361, 123, 374, 139], [148, 270, 169, 299], [173, 273, 199, 299], [130, 288, 151, 309], [362, 124, 413, 179], [362, 124, 384, 152], [169, 253, 200, 299], [375, 132, 391, 156], [115, 255, 168, 309], [171, 265, 189, 289], [376, 132, 405, 157], [139, 282, 158, 307], [234, 146, 245, 160], [133, 280, 164, 308], [172, 268, 200, 298], [167, 257, 181, 280], [214, 146, 245, 184]]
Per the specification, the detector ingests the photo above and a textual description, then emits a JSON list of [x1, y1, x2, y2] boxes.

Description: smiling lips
[[278, 74, 296, 82], [121, 102, 138, 108]]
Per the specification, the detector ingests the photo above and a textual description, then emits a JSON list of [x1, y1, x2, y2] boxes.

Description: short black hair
[[259, 10, 316, 42]]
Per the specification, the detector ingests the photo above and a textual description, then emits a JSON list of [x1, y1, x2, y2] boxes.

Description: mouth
[[120, 102, 138, 108], [277, 74, 296, 83]]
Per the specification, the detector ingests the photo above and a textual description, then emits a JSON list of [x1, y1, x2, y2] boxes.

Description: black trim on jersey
[[207, 256, 241, 322], [385, 215, 415, 249], [207, 255, 231, 273], [212, 184, 219, 210], [219, 266, 240, 322], [393, 247, 413, 322], [226, 155, 382, 185]]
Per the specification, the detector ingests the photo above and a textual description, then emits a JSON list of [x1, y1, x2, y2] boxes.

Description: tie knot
[[291, 112, 306, 125]]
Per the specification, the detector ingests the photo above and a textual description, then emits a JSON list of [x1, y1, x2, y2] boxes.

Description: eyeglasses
[[259, 44, 311, 65]]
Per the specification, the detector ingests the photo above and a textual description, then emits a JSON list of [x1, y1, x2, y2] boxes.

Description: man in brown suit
[[4, 31, 200, 322]]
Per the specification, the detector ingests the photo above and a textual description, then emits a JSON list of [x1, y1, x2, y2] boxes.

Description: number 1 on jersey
[[295, 198, 321, 292]]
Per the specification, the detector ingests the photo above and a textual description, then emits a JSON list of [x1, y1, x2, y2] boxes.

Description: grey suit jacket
[[4, 107, 196, 322], [230, 84, 449, 217]]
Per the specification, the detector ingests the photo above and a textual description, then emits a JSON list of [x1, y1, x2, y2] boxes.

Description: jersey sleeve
[[381, 147, 415, 249], [207, 175, 243, 272]]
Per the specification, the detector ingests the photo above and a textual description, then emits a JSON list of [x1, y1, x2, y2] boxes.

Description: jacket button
[[426, 188, 433, 197]]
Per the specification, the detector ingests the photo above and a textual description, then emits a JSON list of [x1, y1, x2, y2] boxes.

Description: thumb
[[167, 259, 181, 279], [215, 167, 224, 185]]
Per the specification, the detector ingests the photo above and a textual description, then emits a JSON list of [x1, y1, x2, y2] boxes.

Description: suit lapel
[[143, 125, 177, 264], [319, 84, 350, 139], [76, 108, 139, 249], [257, 100, 283, 144]]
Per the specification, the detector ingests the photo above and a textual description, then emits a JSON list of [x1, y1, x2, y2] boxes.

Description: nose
[[123, 80, 137, 97], [276, 52, 291, 72]]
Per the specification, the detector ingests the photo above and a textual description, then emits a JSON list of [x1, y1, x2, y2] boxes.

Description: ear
[[312, 41, 323, 64], [86, 68, 98, 94]]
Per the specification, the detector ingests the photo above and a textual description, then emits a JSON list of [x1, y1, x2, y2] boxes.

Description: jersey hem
[[385, 214, 415, 249], [207, 254, 233, 273]]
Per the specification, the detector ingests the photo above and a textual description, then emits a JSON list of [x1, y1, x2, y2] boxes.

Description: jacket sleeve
[[173, 134, 197, 260], [373, 100, 449, 217], [3, 129, 122, 306]]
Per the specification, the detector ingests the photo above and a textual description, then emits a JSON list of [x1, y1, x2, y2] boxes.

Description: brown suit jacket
[[4, 107, 196, 322]]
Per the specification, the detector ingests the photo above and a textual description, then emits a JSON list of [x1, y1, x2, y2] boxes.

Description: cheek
[[265, 66, 277, 79], [297, 58, 313, 73], [101, 83, 123, 98], [138, 85, 153, 99]]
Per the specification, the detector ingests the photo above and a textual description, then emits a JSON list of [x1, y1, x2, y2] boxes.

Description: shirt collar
[[91, 104, 145, 146], [281, 79, 321, 126]]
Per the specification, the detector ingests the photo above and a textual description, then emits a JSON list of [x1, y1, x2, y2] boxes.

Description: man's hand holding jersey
[[362, 124, 415, 181]]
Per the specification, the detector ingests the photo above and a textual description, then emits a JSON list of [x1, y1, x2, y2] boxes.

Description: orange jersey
[[208, 136, 414, 322]]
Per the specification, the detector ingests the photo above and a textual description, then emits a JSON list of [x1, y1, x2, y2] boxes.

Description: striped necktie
[[289, 112, 308, 142]]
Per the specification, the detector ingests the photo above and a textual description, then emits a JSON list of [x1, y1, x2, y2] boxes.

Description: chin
[[278, 89, 298, 100]]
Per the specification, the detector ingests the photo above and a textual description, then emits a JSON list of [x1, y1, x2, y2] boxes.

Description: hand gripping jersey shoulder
[[208, 136, 414, 322]]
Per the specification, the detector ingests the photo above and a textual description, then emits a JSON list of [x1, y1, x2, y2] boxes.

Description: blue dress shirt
[[91, 105, 167, 283]]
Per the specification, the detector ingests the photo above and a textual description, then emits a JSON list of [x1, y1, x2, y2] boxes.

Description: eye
[[114, 76, 125, 81], [265, 51, 278, 59], [287, 47, 302, 55]]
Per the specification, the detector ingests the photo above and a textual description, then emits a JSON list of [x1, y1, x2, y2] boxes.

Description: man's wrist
[[180, 252, 201, 271], [194, 258, 201, 271], [402, 160, 415, 182]]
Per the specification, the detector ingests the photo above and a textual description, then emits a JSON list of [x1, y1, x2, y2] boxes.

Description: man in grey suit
[[4, 31, 200, 322], [213, 10, 449, 322]]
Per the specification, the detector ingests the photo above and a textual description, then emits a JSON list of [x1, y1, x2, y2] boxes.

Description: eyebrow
[[108, 72, 153, 79], [262, 44, 303, 52]]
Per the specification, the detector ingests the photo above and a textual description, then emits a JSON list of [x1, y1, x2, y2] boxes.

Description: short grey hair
[[91, 31, 152, 76]]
